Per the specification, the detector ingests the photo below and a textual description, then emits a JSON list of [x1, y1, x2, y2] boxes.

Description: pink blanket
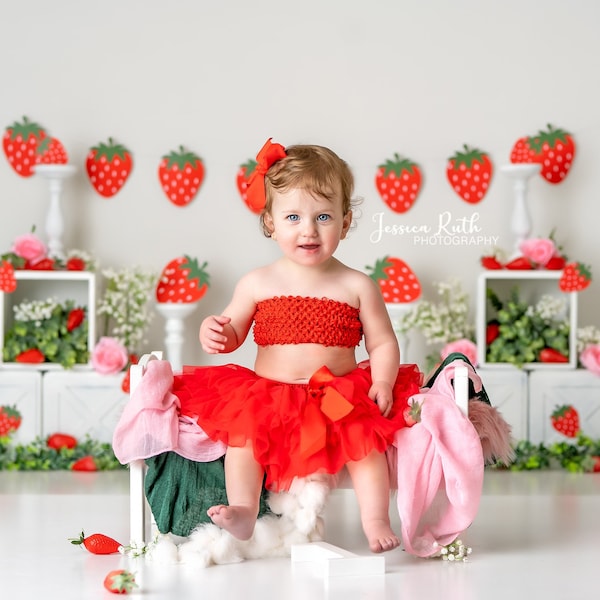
[[112, 360, 226, 464], [393, 360, 484, 557]]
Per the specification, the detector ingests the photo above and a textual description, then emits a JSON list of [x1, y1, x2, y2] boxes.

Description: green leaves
[[0, 435, 125, 471], [505, 435, 600, 473], [3, 299, 88, 368], [486, 287, 570, 367]]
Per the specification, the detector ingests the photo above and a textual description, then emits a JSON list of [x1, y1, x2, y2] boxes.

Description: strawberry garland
[[375, 153, 422, 213], [158, 146, 204, 207], [446, 144, 493, 204]]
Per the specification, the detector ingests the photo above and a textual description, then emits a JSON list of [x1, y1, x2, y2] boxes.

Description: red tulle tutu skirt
[[173, 363, 423, 491]]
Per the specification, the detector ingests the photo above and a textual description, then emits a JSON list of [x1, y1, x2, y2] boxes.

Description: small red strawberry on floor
[[103, 570, 138, 594], [446, 144, 493, 204], [0, 405, 22, 437], [158, 146, 205, 207], [559, 262, 592, 292], [510, 124, 576, 184], [86, 138, 133, 198], [2, 116, 47, 177], [0, 260, 17, 292], [365, 256, 421, 303], [403, 400, 422, 426], [375, 153, 422, 213], [551, 405, 580, 438], [35, 136, 68, 164], [237, 158, 259, 212], [70, 530, 122, 554], [156, 255, 210, 303]]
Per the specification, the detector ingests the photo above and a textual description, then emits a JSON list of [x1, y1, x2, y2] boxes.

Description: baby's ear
[[341, 210, 353, 239]]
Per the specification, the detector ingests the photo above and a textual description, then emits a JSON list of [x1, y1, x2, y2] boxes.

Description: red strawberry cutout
[[559, 262, 592, 292], [36, 136, 68, 165], [446, 145, 493, 203], [365, 256, 421, 303], [3, 116, 47, 177], [86, 138, 133, 198], [0, 260, 17, 292], [158, 146, 205, 207], [156, 255, 210, 303], [375, 154, 422, 213], [551, 404, 579, 438], [237, 158, 259, 213], [510, 124, 575, 184]]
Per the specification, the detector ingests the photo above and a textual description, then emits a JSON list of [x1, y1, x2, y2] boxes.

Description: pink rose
[[441, 338, 478, 366], [91, 336, 128, 375], [12, 232, 48, 264], [580, 344, 600, 376], [519, 237, 556, 267]]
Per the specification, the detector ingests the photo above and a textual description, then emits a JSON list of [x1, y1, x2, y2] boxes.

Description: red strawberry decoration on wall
[[86, 138, 133, 198], [375, 154, 422, 213], [237, 158, 259, 213], [365, 256, 421, 303], [3, 116, 47, 177], [36, 136, 68, 165], [446, 144, 493, 203], [559, 262, 592, 292], [156, 255, 210, 303], [0, 405, 22, 437], [510, 124, 575, 184], [551, 404, 580, 438], [0, 260, 17, 292], [158, 146, 205, 207]]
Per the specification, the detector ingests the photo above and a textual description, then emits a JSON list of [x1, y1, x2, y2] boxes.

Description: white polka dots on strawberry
[[156, 255, 210, 303], [158, 146, 205, 207], [446, 145, 493, 204]]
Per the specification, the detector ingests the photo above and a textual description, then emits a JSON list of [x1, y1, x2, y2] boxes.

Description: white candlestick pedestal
[[34, 164, 77, 260], [386, 303, 417, 364], [155, 302, 200, 372], [500, 163, 541, 257]]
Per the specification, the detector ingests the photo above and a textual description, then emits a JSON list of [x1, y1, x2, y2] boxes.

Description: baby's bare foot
[[362, 518, 400, 553], [207, 504, 256, 540]]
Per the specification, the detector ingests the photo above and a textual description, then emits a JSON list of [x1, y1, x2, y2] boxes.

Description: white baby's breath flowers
[[13, 298, 58, 323], [399, 278, 474, 345], [577, 325, 600, 353], [97, 267, 157, 353], [528, 294, 567, 321]]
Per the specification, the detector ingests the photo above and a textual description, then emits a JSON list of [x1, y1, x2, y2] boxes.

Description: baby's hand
[[369, 381, 394, 417], [200, 315, 231, 354]]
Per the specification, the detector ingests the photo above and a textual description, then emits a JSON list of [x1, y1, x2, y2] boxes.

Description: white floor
[[1, 469, 598, 599]]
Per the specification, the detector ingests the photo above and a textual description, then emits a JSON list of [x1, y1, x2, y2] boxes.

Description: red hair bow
[[245, 138, 286, 213]]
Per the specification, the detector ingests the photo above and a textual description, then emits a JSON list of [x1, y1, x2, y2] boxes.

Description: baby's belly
[[254, 344, 358, 383]]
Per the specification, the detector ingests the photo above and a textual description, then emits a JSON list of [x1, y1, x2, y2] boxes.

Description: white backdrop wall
[[1, 0, 598, 369]]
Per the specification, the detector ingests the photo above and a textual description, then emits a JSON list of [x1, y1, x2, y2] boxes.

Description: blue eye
[[317, 214, 330, 222], [287, 214, 299, 222]]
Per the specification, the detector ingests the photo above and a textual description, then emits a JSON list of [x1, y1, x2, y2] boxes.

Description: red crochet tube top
[[253, 296, 363, 347]]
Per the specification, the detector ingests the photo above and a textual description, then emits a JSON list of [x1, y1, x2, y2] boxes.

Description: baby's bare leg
[[346, 450, 399, 553], [207, 442, 263, 540]]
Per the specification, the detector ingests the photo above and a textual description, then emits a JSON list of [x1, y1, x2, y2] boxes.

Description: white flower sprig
[[97, 267, 157, 354], [577, 325, 600, 353], [399, 278, 474, 345], [13, 298, 58, 323]]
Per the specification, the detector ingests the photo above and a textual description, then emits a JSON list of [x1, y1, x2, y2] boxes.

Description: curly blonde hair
[[260, 144, 357, 237]]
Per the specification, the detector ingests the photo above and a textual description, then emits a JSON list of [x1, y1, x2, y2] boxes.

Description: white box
[[477, 367, 529, 440], [42, 371, 128, 442], [528, 369, 600, 444], [476, 271, 577, 370], [0, 370, 42, 442], [0, 270, 96, 368]]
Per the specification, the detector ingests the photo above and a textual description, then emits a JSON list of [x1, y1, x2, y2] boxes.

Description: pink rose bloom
[[91, 337, 128, 375], [12, 232, 48, 264], [519, 237, 556, 267], [580, 344, 600, 376], [441, 339, 478, 366]]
